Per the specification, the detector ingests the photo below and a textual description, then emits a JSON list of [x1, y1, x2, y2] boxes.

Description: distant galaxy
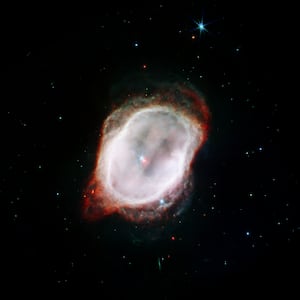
[[82, 83, 211, 223]]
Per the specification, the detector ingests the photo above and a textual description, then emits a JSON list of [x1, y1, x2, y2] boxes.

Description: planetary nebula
[[82, 83, 211, 223]]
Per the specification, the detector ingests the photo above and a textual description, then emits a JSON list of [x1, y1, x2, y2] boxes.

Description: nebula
[[82, 83, 210, 223]]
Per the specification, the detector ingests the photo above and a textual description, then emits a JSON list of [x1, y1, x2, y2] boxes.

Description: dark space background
[[3, 2, 294, 295]]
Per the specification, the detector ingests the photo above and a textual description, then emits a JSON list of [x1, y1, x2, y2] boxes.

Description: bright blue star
[[194, 18, 208, 36], [198, 22, 205, 31], [159, 199, 165, 205]]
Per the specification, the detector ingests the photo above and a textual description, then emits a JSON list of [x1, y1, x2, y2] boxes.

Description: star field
[[3, 2, 294, 295]]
